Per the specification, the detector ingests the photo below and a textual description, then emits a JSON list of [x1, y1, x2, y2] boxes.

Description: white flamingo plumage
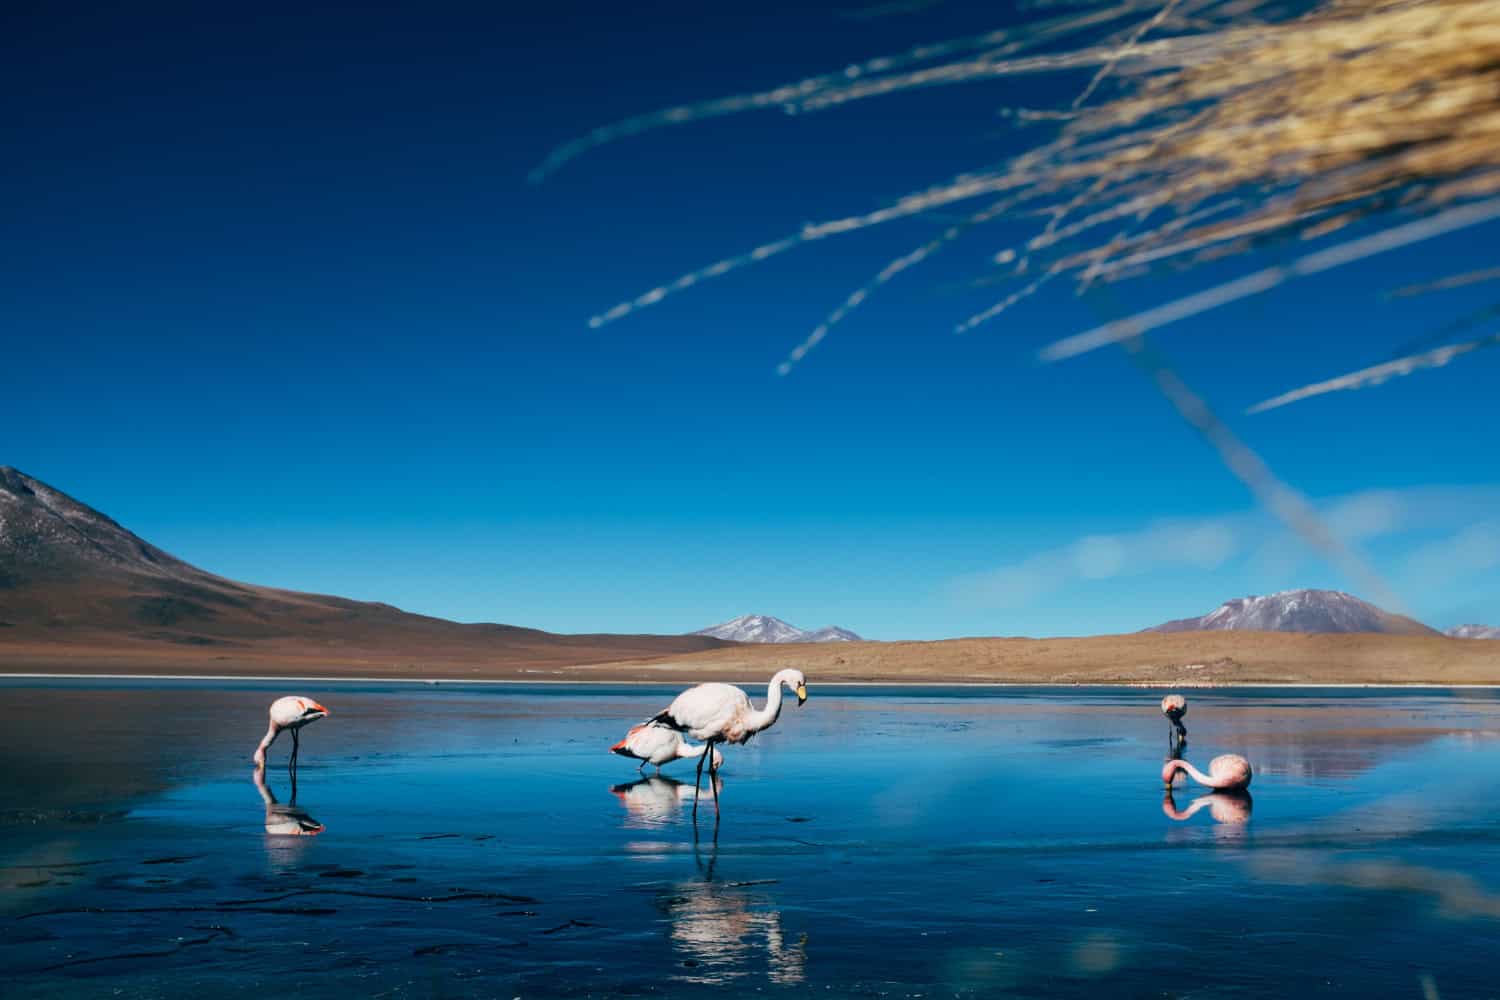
[[650, 668, 807, 818], [253, 696, 329, 773], [1162, 753, 1252, 791], [611, 721, 724, 773]]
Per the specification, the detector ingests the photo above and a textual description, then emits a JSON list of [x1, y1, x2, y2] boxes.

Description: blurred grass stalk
[[537, 0, 1499, 603]]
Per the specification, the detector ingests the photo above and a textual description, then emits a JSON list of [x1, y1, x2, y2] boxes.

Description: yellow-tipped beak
[[796, 685, 807, 705]]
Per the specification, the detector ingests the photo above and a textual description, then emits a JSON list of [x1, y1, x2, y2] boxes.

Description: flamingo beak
[[795, 685, 807, 705]]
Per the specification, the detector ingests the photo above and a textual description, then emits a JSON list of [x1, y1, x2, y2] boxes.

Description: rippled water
[[4, 680, 1500, 997]]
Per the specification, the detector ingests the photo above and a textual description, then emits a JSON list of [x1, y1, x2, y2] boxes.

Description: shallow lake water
[[4, 680, 1500, 997]]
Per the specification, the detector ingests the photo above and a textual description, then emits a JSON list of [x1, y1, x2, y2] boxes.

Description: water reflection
[[1251, 854, 1500, 920], [251, 768, 324, 837], [1162, 788, 1253, 825], [657, 841, 806, 986], [611, 775, 719, 829]]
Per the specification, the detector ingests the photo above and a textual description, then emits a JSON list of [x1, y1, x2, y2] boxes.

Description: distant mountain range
[[693, 614, 864, 643], [1147, 589, 1439, 636], [0, 467, 728, 665], [1447, 624, 1500, 639]]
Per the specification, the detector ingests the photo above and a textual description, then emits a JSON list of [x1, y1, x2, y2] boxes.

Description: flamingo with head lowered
[[612, 721, 724, 774], [253, 696, 329, 775], [1160, 693, 1187, 751], [650, 669, 808, 819], [1162, 753, 1252, 791]]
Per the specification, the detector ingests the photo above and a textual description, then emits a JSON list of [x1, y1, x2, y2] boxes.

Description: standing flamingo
[[1160, 693, 1187, 751], [611, 721, 724, 774], [650, 669, 808, 819], [1162, 753, 1252, 791], [253, 696, 330, 776]]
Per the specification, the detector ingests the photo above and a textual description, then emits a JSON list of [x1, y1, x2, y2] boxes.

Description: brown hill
[[0, 467, 728, 670]]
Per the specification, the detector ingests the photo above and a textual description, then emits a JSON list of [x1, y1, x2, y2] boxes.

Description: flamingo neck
[[254, 721, 280, 764], [1165, 758, 1218, 788], [675, 742, 709, 760], [746, 672, 789, 733]]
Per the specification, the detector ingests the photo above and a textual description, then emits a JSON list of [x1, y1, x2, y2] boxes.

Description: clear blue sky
[[6, 1, 1497, 638]]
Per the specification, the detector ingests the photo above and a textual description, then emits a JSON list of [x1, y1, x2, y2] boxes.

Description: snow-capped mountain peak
[[1147, 589, 1437, 635], [692, 614, 864, 643], [1447, 624, 1500, 639]]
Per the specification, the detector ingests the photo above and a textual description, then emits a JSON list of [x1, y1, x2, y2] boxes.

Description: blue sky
[[6, 1, 1498, 638]]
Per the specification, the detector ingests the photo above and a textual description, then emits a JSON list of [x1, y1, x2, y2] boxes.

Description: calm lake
[[4, 680, 1500, 997]]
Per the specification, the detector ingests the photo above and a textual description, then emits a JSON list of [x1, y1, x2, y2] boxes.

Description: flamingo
[[650, 668, 808, 819], [1162, 753, 1252, 791], [1160, 693, 1187, 751], [611, 721, 724, 774], [253, 696, 329, 775]]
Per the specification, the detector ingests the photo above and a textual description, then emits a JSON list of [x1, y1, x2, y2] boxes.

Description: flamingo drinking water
[[1162, 753, 1252, 791], [650, 668, 808, 819], [253, 696, 329, 775], [612, 721, 724, 774]]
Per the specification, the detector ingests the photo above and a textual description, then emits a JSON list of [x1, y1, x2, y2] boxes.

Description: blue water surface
[[3, 680, 1500, 997]]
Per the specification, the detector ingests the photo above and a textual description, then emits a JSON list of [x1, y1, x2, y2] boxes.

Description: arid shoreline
[[3, 631, 1497, 686]]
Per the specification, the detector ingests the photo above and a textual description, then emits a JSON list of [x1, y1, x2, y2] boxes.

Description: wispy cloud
[[949, 486, 1500, 611]]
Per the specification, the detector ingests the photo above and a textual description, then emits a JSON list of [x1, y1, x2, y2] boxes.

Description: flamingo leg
[[289, 729, 300, 780], [692, 743, 707, 821], [708, 740, 721, 818]]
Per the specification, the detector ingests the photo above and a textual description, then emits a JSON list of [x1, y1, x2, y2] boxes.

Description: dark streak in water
[[412, 939, 525, 956], [540, 919, 598, 935], [20, 906, 338, 919], [212, 888, 539, 906], [36, 925, 234, 973]]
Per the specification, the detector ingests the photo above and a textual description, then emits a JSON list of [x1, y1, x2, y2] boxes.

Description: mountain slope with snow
[[1148, 589, 1438, 636], [1447, 624, 1500, 639], [694, 615, 864, 643]]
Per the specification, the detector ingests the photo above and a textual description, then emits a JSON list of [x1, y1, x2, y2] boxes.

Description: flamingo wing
[[656, 683, 750, 741]]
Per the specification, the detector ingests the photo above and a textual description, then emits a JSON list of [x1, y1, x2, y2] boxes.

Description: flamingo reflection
[[611, 775, 720, 828], [252, 767, 325, 836], [1162, 788, 1253, 825], [658, 841, 806, 986]]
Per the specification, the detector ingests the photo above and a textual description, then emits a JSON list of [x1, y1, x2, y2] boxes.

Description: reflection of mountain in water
[[659, 871, 806, 986], [1226, 726, 1461, 782]]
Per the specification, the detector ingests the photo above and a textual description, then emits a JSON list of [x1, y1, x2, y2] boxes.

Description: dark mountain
[[1147, 588, 1438, 636], [0, 467, 729, 665]]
